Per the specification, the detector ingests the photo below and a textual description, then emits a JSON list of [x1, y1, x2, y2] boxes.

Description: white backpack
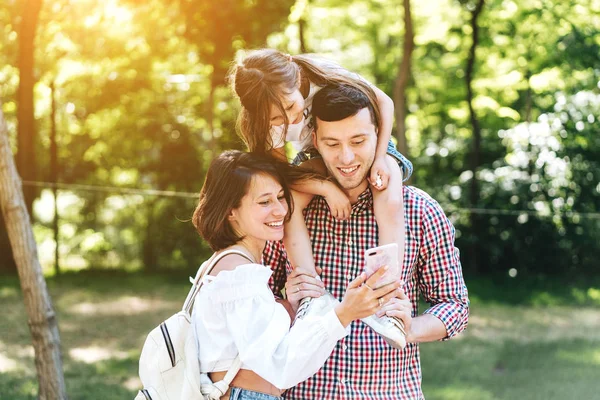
[[135, 250, 252, 400]]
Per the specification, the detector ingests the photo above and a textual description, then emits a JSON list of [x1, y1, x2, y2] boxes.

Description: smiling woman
[[184, 150, 400, 399], [192, 150, 294, 259]]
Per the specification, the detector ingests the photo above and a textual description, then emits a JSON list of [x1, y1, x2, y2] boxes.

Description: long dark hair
[[192, 150, 294, 251]]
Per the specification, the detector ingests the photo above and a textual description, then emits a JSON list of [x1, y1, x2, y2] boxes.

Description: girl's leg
[[371, 155, 406, 275]]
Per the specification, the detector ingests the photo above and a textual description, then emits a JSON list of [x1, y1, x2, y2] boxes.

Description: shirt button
[[347, 274, 352, 280], [347, 239, 353, 245], [339, 378, 346, 384], [342, 344, 348, 350]]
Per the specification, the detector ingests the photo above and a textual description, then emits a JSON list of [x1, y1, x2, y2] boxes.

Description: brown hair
[[312, 83, 378, 130], [229, 49, 381, 154], [192, 150, 294, 251]]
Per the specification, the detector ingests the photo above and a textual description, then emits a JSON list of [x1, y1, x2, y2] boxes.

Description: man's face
[[313, 107, 377, 195]]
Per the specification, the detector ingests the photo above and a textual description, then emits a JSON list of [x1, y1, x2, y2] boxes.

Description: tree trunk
[[207, 74, 217, 151], [0, 105, 68, 399], [297, 0, 310, 53], [524, 68, 535, 177], [0, 214, 17, 272], [465, 0, 485, 274], [393, 0, 414, 159], [50, 81, 60, 275], [142, 199, 157, 271], [16, 0, 43, 216], [298, 18, 308, 53]]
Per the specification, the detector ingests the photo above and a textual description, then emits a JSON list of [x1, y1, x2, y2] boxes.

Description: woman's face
[[229, 173, 288, 244], [269, 84, 306, 127]]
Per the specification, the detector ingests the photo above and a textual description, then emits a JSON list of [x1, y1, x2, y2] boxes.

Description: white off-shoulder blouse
[[191, 263, 348, 390]]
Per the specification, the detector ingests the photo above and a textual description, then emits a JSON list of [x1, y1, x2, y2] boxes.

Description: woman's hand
[[323, 182, 351, 220], [335, 266, 402, 327], [369, 156, 390, 191]]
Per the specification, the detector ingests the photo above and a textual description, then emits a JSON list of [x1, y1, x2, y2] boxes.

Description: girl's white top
[[191, 263, 349, 390], [268, 57, 363, 153]]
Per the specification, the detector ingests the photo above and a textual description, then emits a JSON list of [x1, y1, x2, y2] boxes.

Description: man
[[264, 83, 469, 399]]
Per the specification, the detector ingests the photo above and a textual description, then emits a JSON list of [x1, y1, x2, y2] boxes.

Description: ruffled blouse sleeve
[[203, 264, 348, 389]]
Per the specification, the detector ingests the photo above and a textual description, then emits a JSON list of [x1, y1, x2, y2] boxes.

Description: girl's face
[[269, 85, 306, 127], [229, 173, 288, 245]]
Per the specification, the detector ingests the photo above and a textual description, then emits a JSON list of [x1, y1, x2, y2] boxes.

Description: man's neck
[[345, 180, 369, 204]]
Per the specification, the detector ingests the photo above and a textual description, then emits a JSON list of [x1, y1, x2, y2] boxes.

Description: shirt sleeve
[[221, 283, 348, 389], [263, 240, 291, 298], [417, 199, 470, 340]]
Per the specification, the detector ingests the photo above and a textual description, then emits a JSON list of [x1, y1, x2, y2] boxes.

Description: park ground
[[1, 271, 600, 399]]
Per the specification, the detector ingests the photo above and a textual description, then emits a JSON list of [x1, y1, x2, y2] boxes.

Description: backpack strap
[[200, 356, 243, 399], [188, 249, 253, 399], [182, 249, 254, 314]]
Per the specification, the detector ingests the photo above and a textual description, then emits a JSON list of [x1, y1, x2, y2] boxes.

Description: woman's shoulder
[[200, 262, 273, 304], [209, 253, 257, 276], [207, 258, 273, 287]]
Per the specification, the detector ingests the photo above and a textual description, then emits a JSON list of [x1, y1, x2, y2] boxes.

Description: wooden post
[[0, 103, 68, 399]]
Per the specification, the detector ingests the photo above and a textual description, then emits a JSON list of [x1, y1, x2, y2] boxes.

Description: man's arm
[[379, 289, 449, 343], [414, 196, 470, 342], [406, 314, 448, 343]]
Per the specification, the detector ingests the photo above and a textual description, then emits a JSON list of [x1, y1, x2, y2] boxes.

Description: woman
[[191, 150, 401, 400]]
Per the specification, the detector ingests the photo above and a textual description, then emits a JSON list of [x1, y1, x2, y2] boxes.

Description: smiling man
[[264, 83, 469, 399]]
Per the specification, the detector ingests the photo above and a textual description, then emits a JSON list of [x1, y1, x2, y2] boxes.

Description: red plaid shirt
[[264, 186, 469, 399]]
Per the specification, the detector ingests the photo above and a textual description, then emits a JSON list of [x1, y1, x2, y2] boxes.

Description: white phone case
[[364, 243, 400, 288]]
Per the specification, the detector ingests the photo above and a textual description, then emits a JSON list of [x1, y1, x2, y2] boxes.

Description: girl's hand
[[335, 266, 402, 327], [285, 267, 325, 312], [324, 183, 351, 220], [369, 156, 390, 191]]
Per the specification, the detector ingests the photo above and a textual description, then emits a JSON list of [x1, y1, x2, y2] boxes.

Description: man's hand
[[285, 267, 325, 312], [369, 156, 391, 190], [376, 287, 413, 339]]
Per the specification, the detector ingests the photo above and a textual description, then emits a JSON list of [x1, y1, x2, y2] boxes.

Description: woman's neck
[[230, 239, 264, 264]]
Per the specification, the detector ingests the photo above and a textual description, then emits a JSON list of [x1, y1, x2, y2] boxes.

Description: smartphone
[[364, 243, 400, 288]]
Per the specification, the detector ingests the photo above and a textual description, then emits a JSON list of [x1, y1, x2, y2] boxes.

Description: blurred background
[[1, 0, 599, 399]]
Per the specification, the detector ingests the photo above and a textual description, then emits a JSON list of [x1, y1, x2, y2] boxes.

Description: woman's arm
[[224, 286, 347, 389], [224, 267, 398, 389]]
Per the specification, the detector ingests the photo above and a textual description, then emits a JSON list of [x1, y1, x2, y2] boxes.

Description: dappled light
[[1, 0, 599, 398], [0, 352, 19, 373], [69, 346, 129, 364], [68, 295, 176, 316], [556, 347, 600, 366], [467, 306, 600, 343]]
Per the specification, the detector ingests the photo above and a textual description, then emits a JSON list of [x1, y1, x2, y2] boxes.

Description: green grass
[[1, 272, 599, 399]]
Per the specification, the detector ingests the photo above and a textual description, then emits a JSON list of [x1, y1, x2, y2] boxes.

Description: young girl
[[229, 49, 412, 344]]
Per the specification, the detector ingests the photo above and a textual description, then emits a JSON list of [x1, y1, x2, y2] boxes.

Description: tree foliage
[[1, 0, 598, 278]]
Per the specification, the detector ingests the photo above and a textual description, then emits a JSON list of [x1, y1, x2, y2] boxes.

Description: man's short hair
[[312, 83, 378, 130]]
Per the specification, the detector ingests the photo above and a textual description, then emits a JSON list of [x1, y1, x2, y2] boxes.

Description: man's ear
[[312, 130, 317, 149]]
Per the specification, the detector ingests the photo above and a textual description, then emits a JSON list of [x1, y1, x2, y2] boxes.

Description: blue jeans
[[229, 387, 282, 400], [292, 139, 413, 182]]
